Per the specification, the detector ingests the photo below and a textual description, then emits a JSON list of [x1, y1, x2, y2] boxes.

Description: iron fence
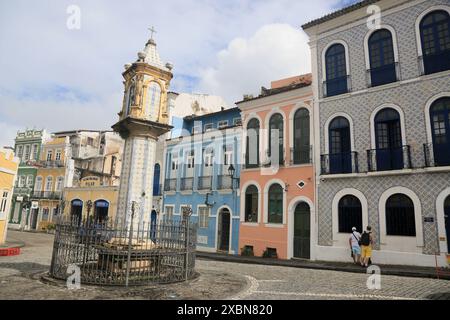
[[49, 216, 197, 286]]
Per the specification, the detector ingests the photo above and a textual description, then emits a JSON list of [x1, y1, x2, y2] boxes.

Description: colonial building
[[237, 75, 315, 259], [302, 0, 450, 266], [0, 148, 19, 245], [163, 107, 242, 254], [8, 129, 49, 229]]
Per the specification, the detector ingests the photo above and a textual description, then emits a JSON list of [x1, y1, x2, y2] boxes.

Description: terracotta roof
[[302, 0, 380, 29], [236, 74, 312, 104]]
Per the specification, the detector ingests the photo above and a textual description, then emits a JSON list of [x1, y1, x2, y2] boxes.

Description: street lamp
[[227, 164, 240, 189]]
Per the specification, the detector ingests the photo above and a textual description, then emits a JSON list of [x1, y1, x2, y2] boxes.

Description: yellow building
[[62, 176, 118, 223], [0, 148, 19, 245], [32, 136, 72, 230]]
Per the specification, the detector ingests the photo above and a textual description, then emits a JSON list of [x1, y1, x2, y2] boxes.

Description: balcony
[[367, 146, 411, 172], [320, 152, 359, 175], [323, 75, 351, 98], [291, 146, 312, 165], [180, 177, 194, 191], [217, 175, 232, 190], [32, 191, 62, 200], [13, 187, 32, 195], [164, 179, 177, 192], [424, 143, 450, 168], [198, 176, 212, 190], [366, 62, 399, 87], [419, 50, 450, 76], [37, 160, 65, 168]]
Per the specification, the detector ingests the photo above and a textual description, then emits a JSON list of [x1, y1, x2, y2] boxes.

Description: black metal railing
[[13, 187, 32, 195], [198, 176, 212, 190], [164, 179, 177, 192], [217, 175, 233, 190], [419, 51, 450, 76], [424, 143, 450, 168], [264, 149, 285, 167], [37, 160, 65, 168], [367, 145, 412, 172], [32, 191, 62, 199], [243, 162, 260, 169], [323, 75, 351, 98], [49, 216, 197, 286], [320, 152, 359, 175], [291, 145, 312, 165], [180, 177, 194, 191], [366, 62, 399, 87]]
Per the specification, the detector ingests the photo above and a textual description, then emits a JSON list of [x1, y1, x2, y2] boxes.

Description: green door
[[294, 202, 310, 259]]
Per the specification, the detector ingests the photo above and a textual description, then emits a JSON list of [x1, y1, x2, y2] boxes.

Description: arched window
[[368, 29, 397, 86], [94, 200, 109, 223], [293, 108, 310, 164], [325, 44, 348, 97], [430, 97, 450, 166], [35, 176, 43, 192], [269, 114, 284, 165], [374, 108, 403, 171], [126, 84, 135, 116], [147, 82, 161, 121], [245, 185, 258, 222], [153, 163, 161, 196], [268, 184, 283, 224], [328, 117, 352, 174], [45, 176, 53, 192], [420, 10, 450, 75], [386, 194, 416, 236], [246, 119, 260, 168], [338, 195, 362, 233], [55, 176, 64, 192]]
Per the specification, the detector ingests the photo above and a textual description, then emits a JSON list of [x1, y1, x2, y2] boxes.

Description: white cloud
[[0, 0, 346, 147], [198, 24, 311, 104]]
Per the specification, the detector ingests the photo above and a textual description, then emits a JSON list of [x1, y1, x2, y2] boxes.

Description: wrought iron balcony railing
[[13, 187, 32, 195], [419, 50, 450, 76], [37, 160, 65, 168], [366, 62, 400, 87], [367, 145, 412, 172], [320, 152, 359, 175], [217, 175, 233, 190], [32, 191, 62, 199], [198, 176, 212, 190], [424, 143, 450, 168], [291, 145, 312, 165], [180, 177, 194, 191], [323, 75, 351, 98], [164, 179, 177, 192]]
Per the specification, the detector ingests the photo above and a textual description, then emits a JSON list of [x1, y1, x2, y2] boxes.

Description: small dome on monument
[[137, 51, 147, 61], [165, 62, 174, 71], [124, 63, 132, 70]]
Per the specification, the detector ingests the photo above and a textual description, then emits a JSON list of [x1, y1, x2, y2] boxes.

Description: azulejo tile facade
[[303, 0, 450, 266]]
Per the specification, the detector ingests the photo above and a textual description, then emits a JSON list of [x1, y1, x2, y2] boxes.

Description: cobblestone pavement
[[1, 231, 449, 300]]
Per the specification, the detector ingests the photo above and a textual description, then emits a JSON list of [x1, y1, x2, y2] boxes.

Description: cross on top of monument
[[148, 26, 157, 41]]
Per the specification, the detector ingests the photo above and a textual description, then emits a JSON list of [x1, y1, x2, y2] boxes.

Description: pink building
[[237, 75, 316, 260]]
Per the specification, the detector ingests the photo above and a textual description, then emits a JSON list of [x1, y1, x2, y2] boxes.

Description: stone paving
[[0, 231, 449, 300]]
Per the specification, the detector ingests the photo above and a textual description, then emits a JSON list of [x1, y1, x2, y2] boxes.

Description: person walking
[[349, 227, 361, 264], [360, 226, 373, 268]]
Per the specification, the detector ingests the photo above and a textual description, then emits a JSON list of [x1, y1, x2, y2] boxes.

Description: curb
[[196, 253, 450, 281]]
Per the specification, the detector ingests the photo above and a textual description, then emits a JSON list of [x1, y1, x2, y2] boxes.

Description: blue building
[[162, 107, 242, 254]]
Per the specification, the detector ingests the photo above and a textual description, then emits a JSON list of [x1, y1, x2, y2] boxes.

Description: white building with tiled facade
[[303, 0, 450, 267]]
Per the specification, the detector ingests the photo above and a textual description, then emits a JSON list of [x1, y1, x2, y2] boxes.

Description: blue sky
[[0, 0, 360, 147]]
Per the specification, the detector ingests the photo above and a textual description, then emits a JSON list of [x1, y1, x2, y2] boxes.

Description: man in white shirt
[[349, 227, 361, 264]]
